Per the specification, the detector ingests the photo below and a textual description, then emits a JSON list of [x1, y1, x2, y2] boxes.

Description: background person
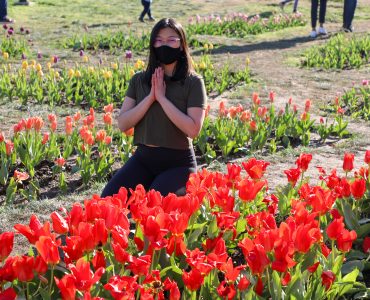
[[0, 0, 14, 23], [101, 18, 207, 198], [279, 0, 299, 13], [139, 0, 155, 22], [343, 0, 357, 32], [310, 0, 328, 38]]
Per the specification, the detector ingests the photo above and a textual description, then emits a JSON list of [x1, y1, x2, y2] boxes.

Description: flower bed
[[0, 152, 369, 299], [302, 34, 370, 70], [322, 80, 370, 121], [187, 12, 306, 38], [0, 55, 250, 107]]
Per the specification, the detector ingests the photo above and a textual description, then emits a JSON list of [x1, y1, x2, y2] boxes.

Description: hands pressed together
[[148, 67, 167, 104]]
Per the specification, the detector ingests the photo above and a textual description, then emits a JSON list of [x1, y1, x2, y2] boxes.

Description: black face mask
[[154, 45, 182, 65]]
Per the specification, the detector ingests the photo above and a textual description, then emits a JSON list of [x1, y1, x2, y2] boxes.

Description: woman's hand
[[148, 73, 156, 103], [153, 67, 166, 103]]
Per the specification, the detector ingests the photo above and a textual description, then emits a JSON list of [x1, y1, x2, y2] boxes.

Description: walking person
[[310, 0, 328, 38], [279, 0, 299, 13], [343, 0, 357, 32], [101, 18, 207, 198], [0, 0, 14, 23], [139, 0, 155, 22]]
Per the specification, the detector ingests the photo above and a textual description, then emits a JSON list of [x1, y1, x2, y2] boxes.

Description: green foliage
[[302, 34, 370, 69]]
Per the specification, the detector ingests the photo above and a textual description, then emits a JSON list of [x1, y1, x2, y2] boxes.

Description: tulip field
[[0, 0, 370, 299]]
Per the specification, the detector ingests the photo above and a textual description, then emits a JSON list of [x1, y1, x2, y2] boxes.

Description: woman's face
[[153, 27, 181, 49]]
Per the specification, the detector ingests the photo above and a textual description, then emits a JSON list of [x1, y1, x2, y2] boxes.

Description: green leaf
[[207, 216, 219, 239], [342, 201, 360, 230], [300, 248, 317, 272], [271, 271, 282, 300], [356, 223, 370, 238], [337, 268, 359, 296], [341, 260, 364, 275]]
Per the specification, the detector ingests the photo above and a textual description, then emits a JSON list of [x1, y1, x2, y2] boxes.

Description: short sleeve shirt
[[125, 71, 207, 150]]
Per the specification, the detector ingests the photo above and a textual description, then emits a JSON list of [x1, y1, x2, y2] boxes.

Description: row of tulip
[[195, 93, 349, 163], [0, 23, 30, 59], [0, 105, 134, 204], [323, 79, 370, 121], [302, 34, 370, 69], [0, 55, 251, 107], [0, 90, 350, 203], [187, 12, 306, 38], [0, 152, 369, 299]]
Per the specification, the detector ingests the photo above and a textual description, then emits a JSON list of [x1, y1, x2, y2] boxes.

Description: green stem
[[49, 265, 55, 296]]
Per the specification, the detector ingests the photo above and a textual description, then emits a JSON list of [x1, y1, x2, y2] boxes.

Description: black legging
[[101, 144, 197, 198], [140, 0, 152, 19], [311, 0, 327, 29]]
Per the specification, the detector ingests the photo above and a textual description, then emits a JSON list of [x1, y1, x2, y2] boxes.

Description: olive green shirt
[[125, 71, 207, 150]]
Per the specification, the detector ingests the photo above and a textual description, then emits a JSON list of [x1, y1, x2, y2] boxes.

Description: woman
[[102, 18, 207, 197]]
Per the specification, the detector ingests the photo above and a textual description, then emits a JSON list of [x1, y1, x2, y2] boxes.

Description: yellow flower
[[2, 52, 9, 60], [209, 43, 214, 50], [88, 66, 95, 73], [46, 62, 52, 69], [111, 62, 118, 70], [54, 71, 60, 79], [22, 60, 28, 70], [134, 59, 145, 70], [83, 55, 89, 63], [204, 43, 209, 50], [36, 63, 42, 72], [103, 70, 112, 79], [37, 70, 44, 78], [199, 62, 206, 70], [129, 69, 135, 77], [30, 59, 36, 66], [68, 69, 75, 78], [75, 70, 82, 78], [245, 57, 250, 66]]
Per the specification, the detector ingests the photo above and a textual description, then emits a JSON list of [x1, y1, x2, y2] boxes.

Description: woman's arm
[[157, 99, 205, 139], [153, 68, 206, 139], [117, 74, 156, 132]]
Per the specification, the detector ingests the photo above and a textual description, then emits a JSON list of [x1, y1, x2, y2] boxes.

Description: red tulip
[[321, 270, 335, 290], [104, 275, 139, 299], [237, 179, 265, 202], [284, 168, 301, 187], [14, 214, 52, 244], [337, 229, 357, 252], [12, 255, 35, 282], [327, 217, 345, 240], [127, 255, 151, 277], [0, 232, 14, 262], [343, 153, 354, 172], [92, 250, 106, 270], [0, 287, 17, 300], [50, 211, 69, 234], [68, 257, 105, 292], [55, 274, 76, 300], [217, 280, 236, 300], [182, 268, 204, 291], [237, 276, 250, 291], [35, 236, 60, 265], [296, 153, 312, 171], [350, 178, 366, 200], [242, 158, 270, 180], [365, 150, 370, 164], [307, 262, 320, 273], [363, 237, 370, 253]]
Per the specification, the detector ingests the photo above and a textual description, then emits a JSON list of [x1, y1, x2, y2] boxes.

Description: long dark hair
[[144, 18, 193, 83]]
